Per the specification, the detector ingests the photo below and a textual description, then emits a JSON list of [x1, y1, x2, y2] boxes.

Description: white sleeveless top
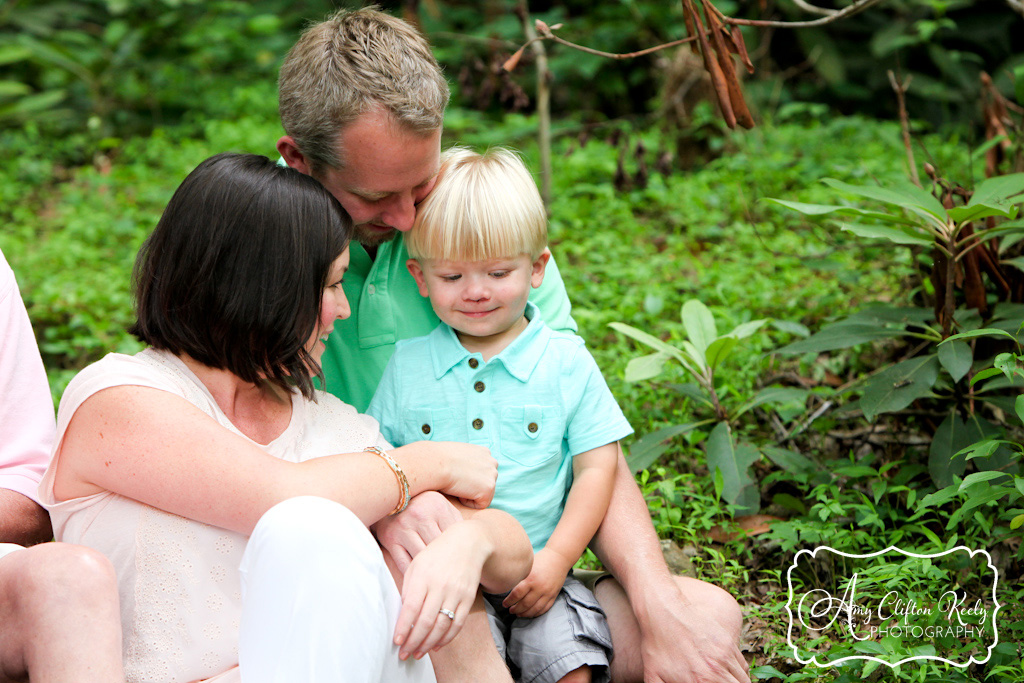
[[39, 348, 389, 683]]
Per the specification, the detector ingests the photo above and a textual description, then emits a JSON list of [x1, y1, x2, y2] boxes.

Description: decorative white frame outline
[[785, 545, 1001, 668]]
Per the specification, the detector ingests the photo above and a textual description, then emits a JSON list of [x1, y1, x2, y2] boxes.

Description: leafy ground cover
[[4, 94, 1021, 680]]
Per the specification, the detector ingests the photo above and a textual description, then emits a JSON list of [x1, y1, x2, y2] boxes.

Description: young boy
[[367, 147, 632, 683]]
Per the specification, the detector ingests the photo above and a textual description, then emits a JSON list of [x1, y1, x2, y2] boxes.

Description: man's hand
[[372, 491, 462, 572], [502, 548, 570, 618], [635, 580, 749, 683]]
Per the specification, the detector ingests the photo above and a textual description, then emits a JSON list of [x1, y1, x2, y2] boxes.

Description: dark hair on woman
[[130, 153, 351, 400]]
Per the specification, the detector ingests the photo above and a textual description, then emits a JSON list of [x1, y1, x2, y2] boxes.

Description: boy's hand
[[502, 548, 571, 618]]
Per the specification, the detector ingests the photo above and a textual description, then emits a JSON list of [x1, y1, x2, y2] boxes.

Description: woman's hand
[[391, 519, 490, 660], [432, 442, 498, 510]]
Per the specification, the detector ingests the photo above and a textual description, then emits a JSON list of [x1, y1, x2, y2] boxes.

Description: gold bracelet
[[364, 446, 410, 515]]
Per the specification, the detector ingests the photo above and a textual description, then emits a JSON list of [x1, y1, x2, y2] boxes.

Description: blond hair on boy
[[407, 147, 547, 262]]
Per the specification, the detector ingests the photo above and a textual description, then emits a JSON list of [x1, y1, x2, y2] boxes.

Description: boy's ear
[[276, 136, 312, 176], [406, 259, 430, 298], [531, 249, 551, 289]]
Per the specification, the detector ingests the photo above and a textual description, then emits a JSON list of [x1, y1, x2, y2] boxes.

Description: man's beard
[[354, 223, 399, 248]]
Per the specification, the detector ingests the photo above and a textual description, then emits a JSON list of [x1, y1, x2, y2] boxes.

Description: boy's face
[[407, 251, 550, 348]]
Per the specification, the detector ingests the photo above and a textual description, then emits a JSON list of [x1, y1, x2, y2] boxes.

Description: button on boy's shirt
[[367, 303, 632, 552], [318, 236, 578, 412]]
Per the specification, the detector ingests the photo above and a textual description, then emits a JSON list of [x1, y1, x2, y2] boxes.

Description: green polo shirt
[[320, 234, 576, 411]]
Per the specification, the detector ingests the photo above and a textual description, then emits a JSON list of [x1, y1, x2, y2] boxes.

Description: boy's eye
[[490, 271, 509, 278], [440, 274, 461, 282]]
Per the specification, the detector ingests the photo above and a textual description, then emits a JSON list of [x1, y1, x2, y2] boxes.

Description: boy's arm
[[502, 441, 618, 618]]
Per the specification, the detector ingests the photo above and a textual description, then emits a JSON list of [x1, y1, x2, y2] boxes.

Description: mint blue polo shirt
[[367, 303, 632, 552], [319, 235, 577, 412]]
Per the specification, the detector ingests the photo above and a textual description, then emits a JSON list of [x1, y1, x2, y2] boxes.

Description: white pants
[[237, 496, 436, 683]]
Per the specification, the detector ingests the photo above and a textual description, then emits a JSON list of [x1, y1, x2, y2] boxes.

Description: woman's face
[[307, 247, 351, 362]]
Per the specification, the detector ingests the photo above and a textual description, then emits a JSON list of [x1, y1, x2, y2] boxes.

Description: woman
[[38, 153, 532, 683]]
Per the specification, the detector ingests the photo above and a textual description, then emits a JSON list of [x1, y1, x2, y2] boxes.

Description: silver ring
[[439, 608, 455, 620]]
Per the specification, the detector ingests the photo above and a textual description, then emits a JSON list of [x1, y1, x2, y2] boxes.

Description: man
[[277, 8, 748, 683], [0, 248, 124, 682]]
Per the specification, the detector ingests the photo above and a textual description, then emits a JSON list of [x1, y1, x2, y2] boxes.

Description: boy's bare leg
[[382, 548, 513, 683], [0, 543, 124, 683]]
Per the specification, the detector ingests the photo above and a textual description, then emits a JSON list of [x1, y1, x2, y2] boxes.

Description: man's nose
[[381, 192, 416, 232]]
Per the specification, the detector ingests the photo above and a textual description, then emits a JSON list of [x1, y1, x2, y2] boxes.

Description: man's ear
[[531, 249, 551, 289], [277, 136, 312, 176], [406, 259, 430, 298]]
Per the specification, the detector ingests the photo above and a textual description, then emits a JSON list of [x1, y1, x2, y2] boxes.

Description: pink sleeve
[[0, 251, 55, 504]]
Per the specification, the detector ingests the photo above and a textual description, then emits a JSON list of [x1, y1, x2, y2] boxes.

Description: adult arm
[[590, 447, 748, 683], [393, 501, 532, 660], [0, 251, 55, 545], [55, 385, 497, 535], [503, 442, 618, 618]]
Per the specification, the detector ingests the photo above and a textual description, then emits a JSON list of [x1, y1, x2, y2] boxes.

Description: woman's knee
[[248, 496, 381, 567]]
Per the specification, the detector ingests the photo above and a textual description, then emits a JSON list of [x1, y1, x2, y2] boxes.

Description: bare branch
[[505, 0, 888, 65], [888, 70, 920, 188], [722, 0, 886, 28], [788, 0, 840, 16]]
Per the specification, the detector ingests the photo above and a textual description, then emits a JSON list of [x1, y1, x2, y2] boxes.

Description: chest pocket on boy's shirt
[[499, 405, 564, 466], [402, 408, 456, 443]]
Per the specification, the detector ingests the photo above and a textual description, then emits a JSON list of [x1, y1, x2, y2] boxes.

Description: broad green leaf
[[0, 81, 31, 97], [1011, 514, 1024, 530], [970, 367, 1004, 386], [734, 387, 810, 420], [667, 383, 715, 408], [763, 199, 919, 226], [1003, 257, 1024, 274], [822, 178, 947, 224], [947, 202, 1018, 224], [704, 336, 736, 372], [1017, 395, 1024, 424], [705, 423, 760, 516], [834, 465, 878, 478], [971, 135, 1009, 160], [0, 45, 31, 66], [860, 355, 940, 421], [777, 323, 904, 354], [937, 339, 972, 382], [969, 173, 1024, 207], [942, 327, 1017, 343], [961, 485, 1015, 513], [839, 222, 933, 246], [608, 322, 685, 363], [964, 414, 1016, 474], [624, 352, 669, 383], [727, 318, 768, 340], [681, 300, 716, 355], [625, 422, 706, 473], [680, 340, 708, 373], [928, 412, 971, 488], [918, 485, 958, 509], [762, 446, 817, 475], [991, 302, 1024, 323], [845, 304, 934, 326], [771, 320, 809, 337], [958, 470, 1011, 491]]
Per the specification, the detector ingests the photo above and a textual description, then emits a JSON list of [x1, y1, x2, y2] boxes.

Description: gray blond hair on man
[[278, 6, 450, 174]]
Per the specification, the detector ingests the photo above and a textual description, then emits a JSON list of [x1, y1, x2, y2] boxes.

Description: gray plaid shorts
[[484, 574, 613, 683]]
